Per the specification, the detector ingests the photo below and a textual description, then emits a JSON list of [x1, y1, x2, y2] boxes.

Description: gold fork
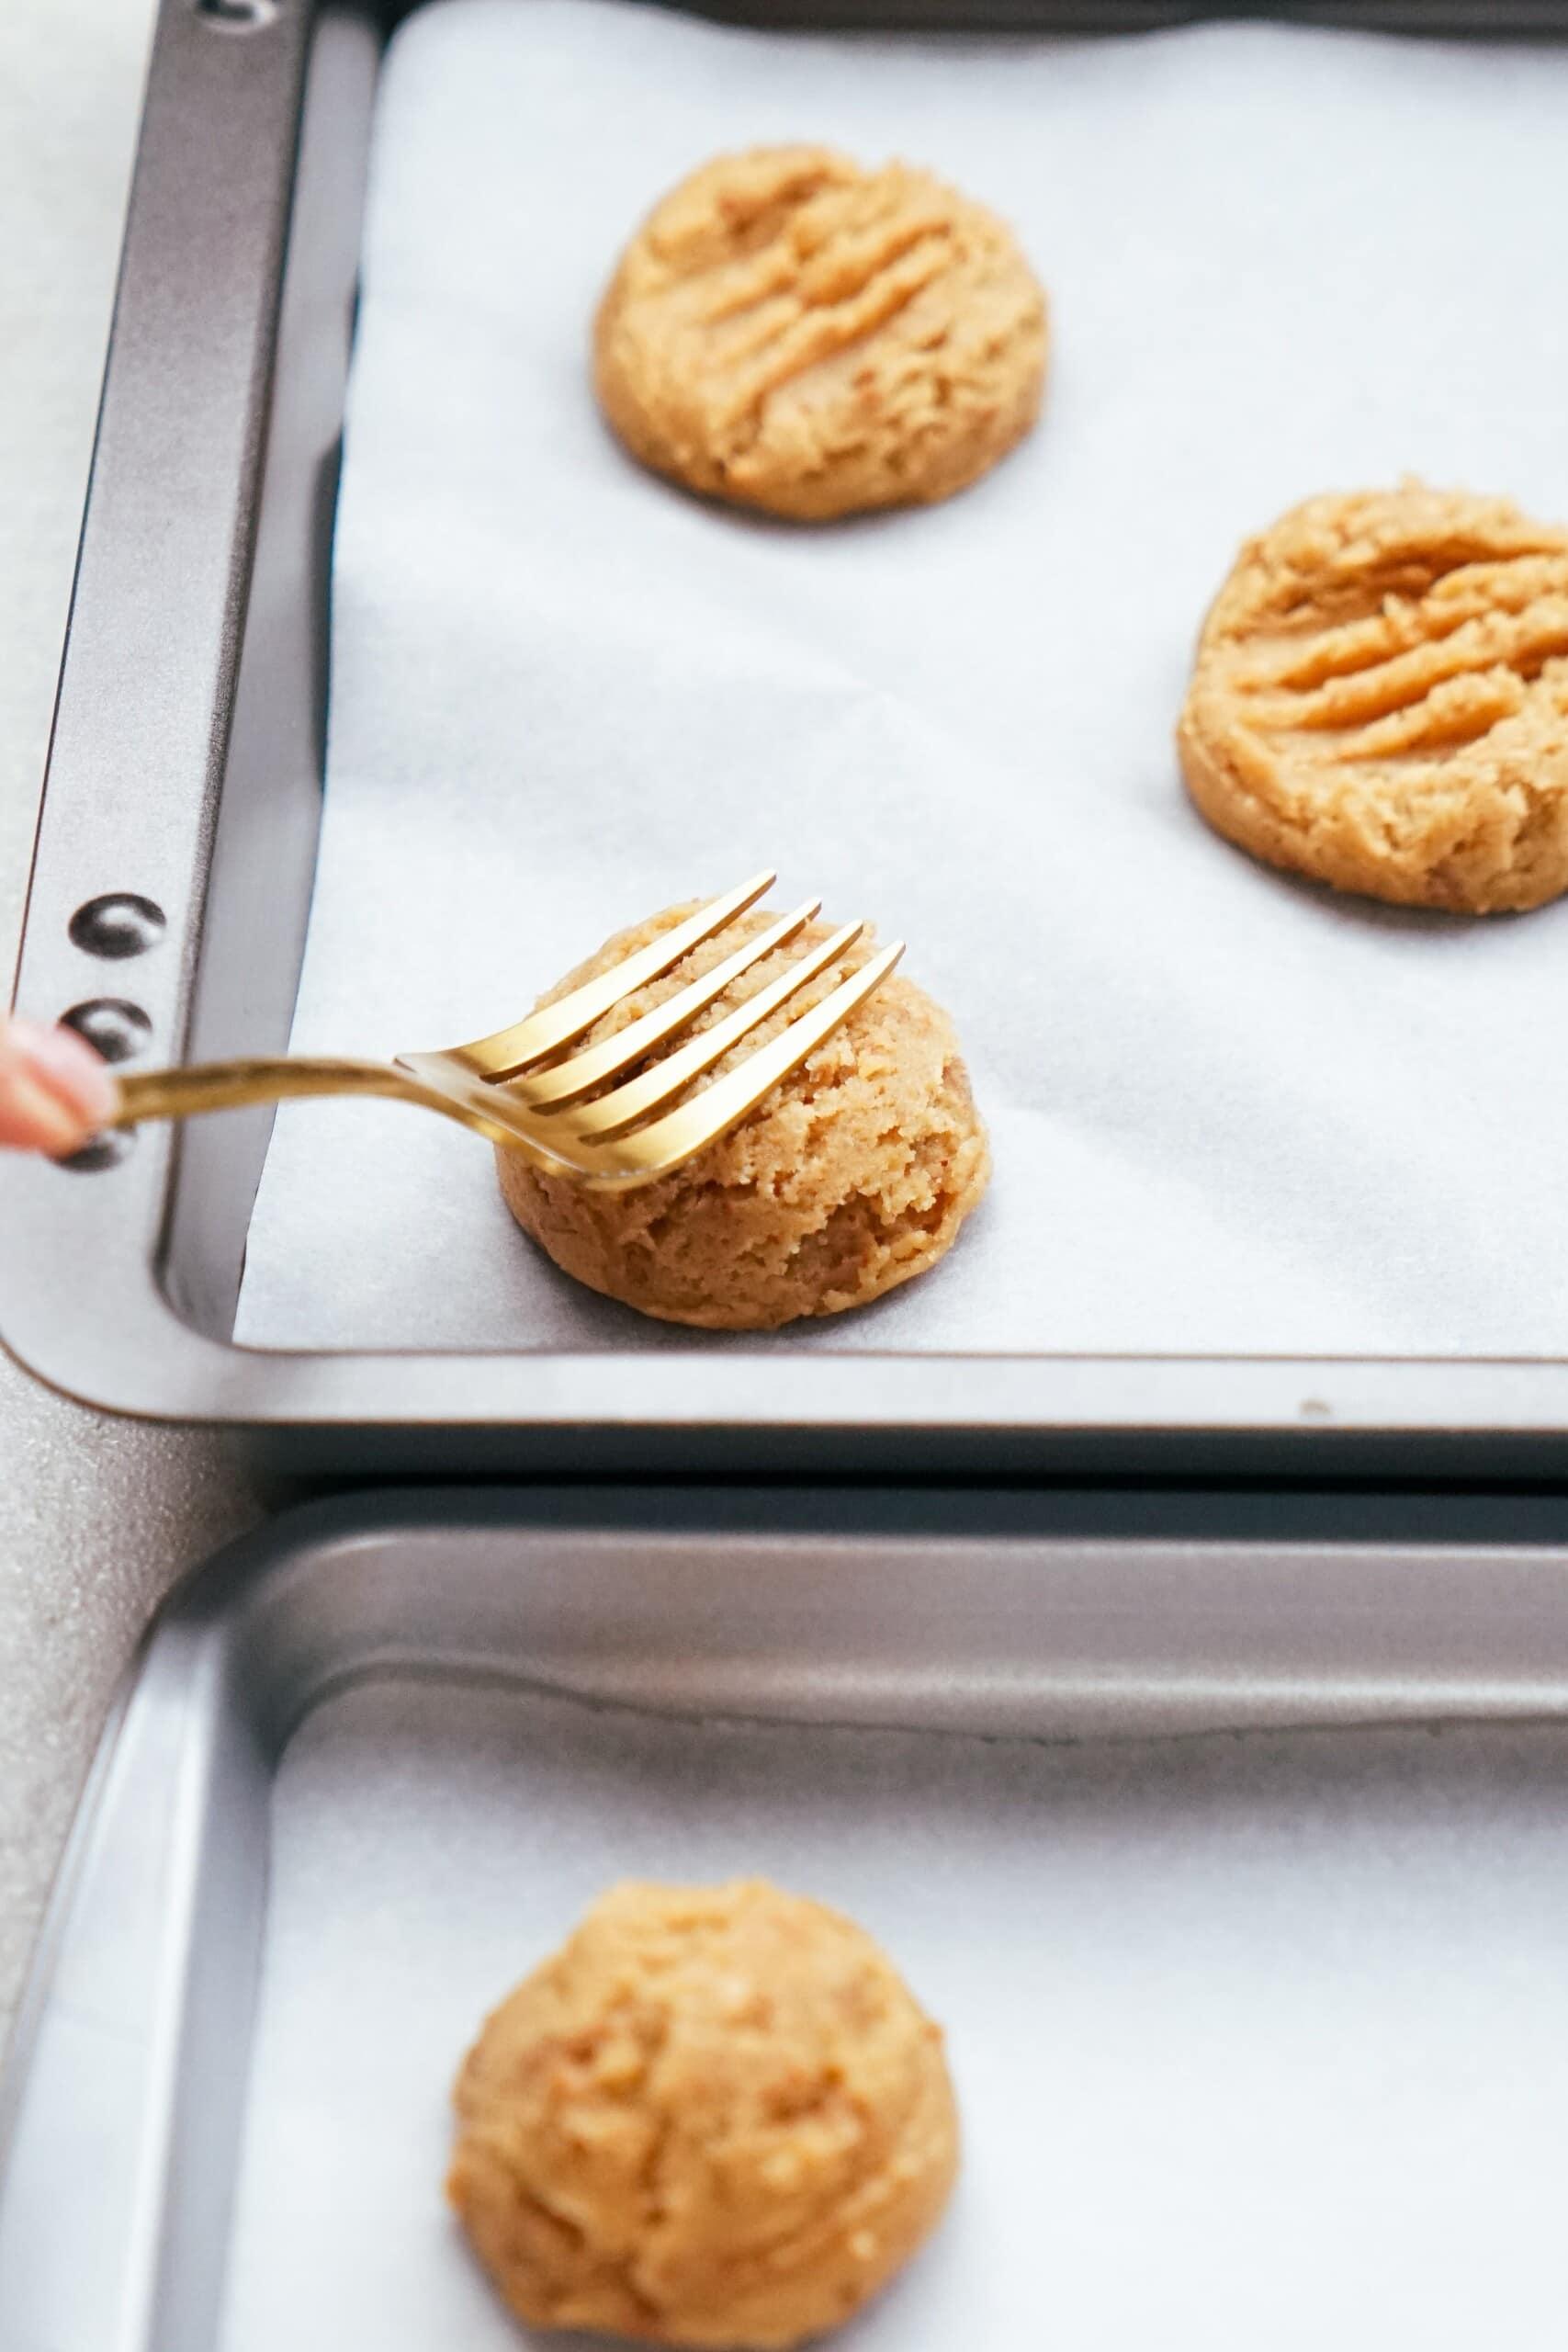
[[106, 875, 904, 1190]]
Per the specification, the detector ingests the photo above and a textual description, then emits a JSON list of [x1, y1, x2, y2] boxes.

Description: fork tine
[[517, 899, 821, 1111], [571, 920, 864, 1140], [576, 939, 906, 1183], [451, 872, 776, 1079]]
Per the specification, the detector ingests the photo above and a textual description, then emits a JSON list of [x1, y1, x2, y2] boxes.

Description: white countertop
[[0, 0, 265, 2050]]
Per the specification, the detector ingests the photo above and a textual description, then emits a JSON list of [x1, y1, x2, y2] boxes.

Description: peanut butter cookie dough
[[594, 144, 1047, 522], [448, 1879, 960, 2348], [496, 903, 988, 1329], [1178, 483, 1568, 913]]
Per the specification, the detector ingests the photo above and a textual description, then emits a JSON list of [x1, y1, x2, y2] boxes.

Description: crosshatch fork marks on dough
[[1179, 486, 1568, 912], [594, 144, 1048, 519], [1229, 515, 1568, 769]]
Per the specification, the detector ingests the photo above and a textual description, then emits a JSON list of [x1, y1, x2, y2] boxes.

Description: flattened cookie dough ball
[[1178, 482, 1568, 913], [448, 1879, 960, 2349], [496, 904, 988, 1329], [594, 144, 1047, 521]]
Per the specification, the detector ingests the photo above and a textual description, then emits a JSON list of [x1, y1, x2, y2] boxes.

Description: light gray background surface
[[0, 0, 264, 2050]]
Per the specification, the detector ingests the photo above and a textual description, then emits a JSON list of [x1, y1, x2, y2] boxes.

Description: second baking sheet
[[218, 1676, 1568, 2349], [236, 0, 1568, 1355]]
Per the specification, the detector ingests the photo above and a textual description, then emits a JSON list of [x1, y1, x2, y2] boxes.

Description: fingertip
[[8, 1016, 118, 1130], [0, 1066, 88, 1158]]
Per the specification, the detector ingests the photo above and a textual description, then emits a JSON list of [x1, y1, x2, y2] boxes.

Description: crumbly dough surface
[[448, 1879, 960, 2349], [1177, 483, 1568, 913], [594, 144, 1047, 521], [496, 904, 988, 1329]]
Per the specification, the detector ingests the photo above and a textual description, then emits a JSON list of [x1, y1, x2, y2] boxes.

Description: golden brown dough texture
[[447, 1879, 960, 2349], [496, 904, 988, 1329], [594, 144, 1047, 521], [1178, 483, 1568, 913]]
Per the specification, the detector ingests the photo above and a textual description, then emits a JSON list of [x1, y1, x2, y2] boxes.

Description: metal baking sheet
[[8, 0, 1568, 1474], [236, 0, 1568, 1374], [7, 1488, 1568, 2350]]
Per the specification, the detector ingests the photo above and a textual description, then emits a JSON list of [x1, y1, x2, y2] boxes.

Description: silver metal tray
[[6, 0, 1568, 1479], [8, 1487, 1568, 2349]]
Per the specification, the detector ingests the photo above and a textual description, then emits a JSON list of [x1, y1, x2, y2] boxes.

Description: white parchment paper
[[218, 1678, 1568, 2348], [235, 0, 1568, 1355]]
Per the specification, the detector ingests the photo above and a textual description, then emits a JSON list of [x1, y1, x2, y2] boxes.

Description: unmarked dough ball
[[448, 1879, 960, 2348], [496, 904, 988, 1329], [594, 144, 1047, 521], [1178, 481, 1568, 912]]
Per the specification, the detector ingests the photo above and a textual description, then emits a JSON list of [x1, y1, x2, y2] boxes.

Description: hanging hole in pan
[[195, 0, 279, 29], [68, 894, 165, 960], [56, 1128, 137, 1175], [60, 1001, 153, 1066]]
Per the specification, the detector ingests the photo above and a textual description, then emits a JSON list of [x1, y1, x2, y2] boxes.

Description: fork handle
[[108, 1055, 435, 1127]]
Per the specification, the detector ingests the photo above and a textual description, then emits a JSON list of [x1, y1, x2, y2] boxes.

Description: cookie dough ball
[[497, 904, 988, 1329], [448, 1879, 959, 2348], [1177, 482, 1568, 912], [594, 144, 1047, 521]]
